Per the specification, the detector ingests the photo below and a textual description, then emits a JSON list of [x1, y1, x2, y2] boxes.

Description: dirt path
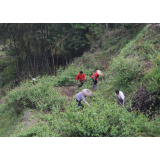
[[58, 84, 77, 99]]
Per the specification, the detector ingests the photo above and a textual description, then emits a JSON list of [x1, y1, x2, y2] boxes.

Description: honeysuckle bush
[[109, 56, 143, 88], [62, 104, 160, 137], [17, 99, 160, 137], [0, 76, 67, 136], [5, 78, 66, 114], [16, 122, 60, 137]]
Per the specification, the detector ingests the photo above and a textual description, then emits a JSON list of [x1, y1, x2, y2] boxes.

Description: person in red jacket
[[76, 71, 86, 87], [91, 70, 103, 89]]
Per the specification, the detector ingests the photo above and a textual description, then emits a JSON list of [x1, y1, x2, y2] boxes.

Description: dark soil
[[58, 84, 77, 112], [59, 84, 77, 98], [131, 86, 159, 116]]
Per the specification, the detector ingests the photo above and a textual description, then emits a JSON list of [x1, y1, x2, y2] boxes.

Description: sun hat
[[97, 70, 103, 76], [81, 89, 93, 97]]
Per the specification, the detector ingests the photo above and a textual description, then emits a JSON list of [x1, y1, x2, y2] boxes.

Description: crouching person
[[75, 89, 93, 108], [115, 89, 125, 107]]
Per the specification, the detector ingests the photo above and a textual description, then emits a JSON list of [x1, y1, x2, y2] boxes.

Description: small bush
[[5, 78, 66, 114], [144, 52, 160, 93], [16, 123, 60, 137], [109, 55, 143, 89]]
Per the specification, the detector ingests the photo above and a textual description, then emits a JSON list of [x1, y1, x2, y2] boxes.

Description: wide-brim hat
[[97, 70, 103, 76], [81, 89, 93, 97]]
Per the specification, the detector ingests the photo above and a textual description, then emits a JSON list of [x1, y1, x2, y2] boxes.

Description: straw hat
[[81, 89, 93, 97], [97, 70, 103, 76]]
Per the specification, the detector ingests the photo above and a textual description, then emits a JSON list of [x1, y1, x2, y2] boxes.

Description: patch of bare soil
[[130, 86, 159, 116], [144, 61, 152, 72], [59, 84, 77, 99], [57, 84, 77, 112], [20, 109, 39, 128]]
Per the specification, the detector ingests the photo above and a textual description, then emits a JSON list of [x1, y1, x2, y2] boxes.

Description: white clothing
[[115, 91, 125, 100]]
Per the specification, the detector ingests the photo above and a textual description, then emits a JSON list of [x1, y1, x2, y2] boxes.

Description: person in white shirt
[[115, 89, 125, 107]]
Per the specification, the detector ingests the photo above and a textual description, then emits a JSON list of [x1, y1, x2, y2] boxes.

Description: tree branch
[[56, 34, 70, 46]]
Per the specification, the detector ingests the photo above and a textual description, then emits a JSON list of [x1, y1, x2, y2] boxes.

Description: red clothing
[[76, 73, 86, 81], [91, 72, 99, 80]]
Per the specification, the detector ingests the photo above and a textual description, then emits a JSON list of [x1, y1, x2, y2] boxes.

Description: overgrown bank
[[1, 23, 160, 137]]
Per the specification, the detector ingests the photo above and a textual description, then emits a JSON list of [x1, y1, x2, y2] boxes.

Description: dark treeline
[[0, 23, 133, 87]]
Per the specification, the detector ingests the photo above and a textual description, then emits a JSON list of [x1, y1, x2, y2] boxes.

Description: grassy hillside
[[1, 23, 160, 137]]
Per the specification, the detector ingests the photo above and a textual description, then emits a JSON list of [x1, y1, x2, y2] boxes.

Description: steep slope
[[1, 24, 160, 137]]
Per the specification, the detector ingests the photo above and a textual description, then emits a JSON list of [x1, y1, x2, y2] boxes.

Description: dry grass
[[20, 109, 40, 128]]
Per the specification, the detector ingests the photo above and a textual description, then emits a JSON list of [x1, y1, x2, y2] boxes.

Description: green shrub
[[5, 78, 66, 114], [2, 23, 160, 137], [3, 90, 160, 137], [57, 74, 74, 86], [0, 104, 20, 136], [16, 123, 60, 137], [109, 56, 143, 89], [56, 63, 79, 86], [39, 99, 160, 137], [143, 53, 160, 93], [104, 45, 108, 50]]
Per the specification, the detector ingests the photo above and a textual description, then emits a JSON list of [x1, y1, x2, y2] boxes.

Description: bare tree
[[106, 23, 109, 31]]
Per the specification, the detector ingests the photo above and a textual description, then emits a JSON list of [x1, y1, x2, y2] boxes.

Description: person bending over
[[76, 71, 86, 87], [75, 89, 92, 108], [115, 89, 125, 107]]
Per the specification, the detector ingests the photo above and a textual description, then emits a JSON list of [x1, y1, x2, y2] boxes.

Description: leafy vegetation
[[1, 23, 160, 137], [5, 77, 66, 114], [13, 100, 160, 137]]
